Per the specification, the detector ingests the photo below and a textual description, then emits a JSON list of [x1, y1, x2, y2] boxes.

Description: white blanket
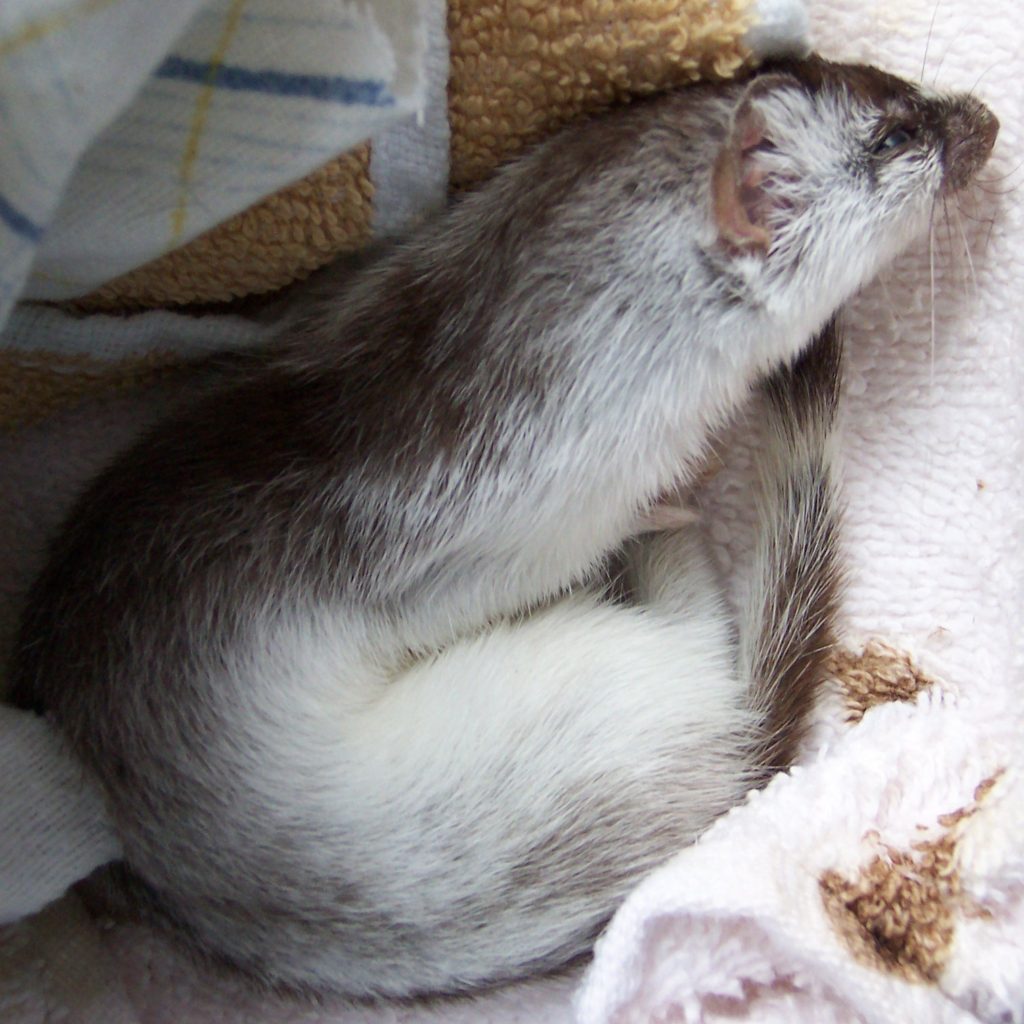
[[1, 0, 1021, 1021]]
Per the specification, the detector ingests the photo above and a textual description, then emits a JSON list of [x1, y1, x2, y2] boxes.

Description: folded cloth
[[0, 0, 429, 322], [575, 692, 1024, 1024]]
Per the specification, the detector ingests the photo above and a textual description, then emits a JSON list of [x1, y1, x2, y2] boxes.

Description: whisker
[[976, 157, 1024, 185], [928, 199, 938, 386], [927, 19, 954, 85], [981, 206, 998, 258], [940, 194, 963, 296], [920, 0, 942, 81], [967, 61, 1000, 95], [971, 183, 1019, 197], [941, 193, 956, 254], [950, 202, 999, 226], [952, 202, 978, 296], [877, 272, 898, 321]]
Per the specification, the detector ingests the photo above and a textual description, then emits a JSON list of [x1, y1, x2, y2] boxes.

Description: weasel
[[8, 56, 997, 999]]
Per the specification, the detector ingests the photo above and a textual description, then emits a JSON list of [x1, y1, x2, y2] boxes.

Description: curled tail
[[742, 317, 845, 778]]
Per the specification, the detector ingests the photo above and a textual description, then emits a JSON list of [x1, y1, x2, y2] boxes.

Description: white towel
[[576, 0, 1024, 1021]]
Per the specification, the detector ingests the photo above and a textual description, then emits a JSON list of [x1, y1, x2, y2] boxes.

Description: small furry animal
[[9, 56, 997, 998]]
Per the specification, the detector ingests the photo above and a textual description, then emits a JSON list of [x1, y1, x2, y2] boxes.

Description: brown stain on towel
[[827, 642, 936, 723], [820, 775, 1001, 983], [820, 836, 961, 982]]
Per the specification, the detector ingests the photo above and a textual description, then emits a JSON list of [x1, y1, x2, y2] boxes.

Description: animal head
[[711, 56, 998, 317]]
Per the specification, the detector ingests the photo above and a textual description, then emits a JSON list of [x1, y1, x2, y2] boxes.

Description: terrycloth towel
[[575, 693, 1024, 1023], [575, 1, 1024, 1021], [0, 0, 430, 319]]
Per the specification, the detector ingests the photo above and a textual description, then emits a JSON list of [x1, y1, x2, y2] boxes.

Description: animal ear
[[712, 73, 799, 254]]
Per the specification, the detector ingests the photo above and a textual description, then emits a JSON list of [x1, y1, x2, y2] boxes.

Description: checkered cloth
[[0, 0, 429, 326]]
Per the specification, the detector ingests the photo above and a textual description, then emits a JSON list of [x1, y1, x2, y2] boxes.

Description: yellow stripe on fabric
[[0, 0, 122, 59], [169, 0, 248, 244]]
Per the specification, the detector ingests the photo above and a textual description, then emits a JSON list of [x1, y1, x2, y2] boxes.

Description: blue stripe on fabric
[[144, 82, 376, 133], [154, 56, 394, 107], [0, 193, 43, 241]]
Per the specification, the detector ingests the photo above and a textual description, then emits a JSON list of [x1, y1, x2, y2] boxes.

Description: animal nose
[[972, 103, 1000, 157], [944, 99, 999, 191]]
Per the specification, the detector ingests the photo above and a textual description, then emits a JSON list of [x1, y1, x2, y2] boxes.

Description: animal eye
[[871, 126, 915, 156]]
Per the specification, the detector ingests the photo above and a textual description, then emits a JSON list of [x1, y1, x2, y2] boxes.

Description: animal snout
[[943, 99, 999, 191]]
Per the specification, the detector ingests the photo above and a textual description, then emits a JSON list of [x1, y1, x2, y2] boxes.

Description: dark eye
[[871, 126, 916, 156]]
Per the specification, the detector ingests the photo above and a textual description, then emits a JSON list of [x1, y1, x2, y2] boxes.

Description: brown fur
[[748, 319, 844, 774]]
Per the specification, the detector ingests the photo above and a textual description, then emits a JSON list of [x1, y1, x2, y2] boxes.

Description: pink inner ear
[[712, 102, 773, 254], [737, 110, 767, 153]]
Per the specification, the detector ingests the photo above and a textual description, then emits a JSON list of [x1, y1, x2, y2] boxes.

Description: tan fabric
[[0, 350, 183, 433], [819, 837, 961, 983], [448, 0, 753, 188]]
